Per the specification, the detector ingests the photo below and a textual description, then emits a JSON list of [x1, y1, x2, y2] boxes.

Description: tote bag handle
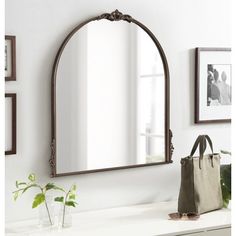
[[190, 135, 214, 169]]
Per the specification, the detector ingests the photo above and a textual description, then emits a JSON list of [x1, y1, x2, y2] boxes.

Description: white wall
[[5, 0, 231, 222]]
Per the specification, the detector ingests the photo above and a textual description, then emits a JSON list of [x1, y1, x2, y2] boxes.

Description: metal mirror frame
[[50, 9, 174, 177]]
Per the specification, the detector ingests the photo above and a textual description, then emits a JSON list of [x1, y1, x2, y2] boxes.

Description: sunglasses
[[168, 212, 200, 221]]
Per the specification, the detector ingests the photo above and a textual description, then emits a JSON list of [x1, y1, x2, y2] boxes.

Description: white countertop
[[5, 201, 231, 236]]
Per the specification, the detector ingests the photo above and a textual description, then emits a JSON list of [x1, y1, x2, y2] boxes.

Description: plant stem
[[13, 183, 39, 193], [40, 189, 53, 226], [44, 197, 53, 225], [16, 184, 53, 225], [62, 192, 69, 227], [13, 189, 24, 193], [62, 203, 66, 227]]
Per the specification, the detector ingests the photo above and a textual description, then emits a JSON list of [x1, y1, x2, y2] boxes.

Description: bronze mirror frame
[[50, 9, 174, 177]]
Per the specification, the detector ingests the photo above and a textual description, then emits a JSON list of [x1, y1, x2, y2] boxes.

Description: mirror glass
[[56, 20, 166, 174]]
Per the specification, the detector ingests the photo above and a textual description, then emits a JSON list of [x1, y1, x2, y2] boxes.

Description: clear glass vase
[[59, 205, 72, 228], [38, 195, 55, 227]]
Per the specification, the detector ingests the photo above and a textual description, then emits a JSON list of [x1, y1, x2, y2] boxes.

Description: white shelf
[[5, 201, 231, 236]]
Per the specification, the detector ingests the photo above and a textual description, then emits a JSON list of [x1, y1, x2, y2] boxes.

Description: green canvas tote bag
[[178, 135, 223, 214]]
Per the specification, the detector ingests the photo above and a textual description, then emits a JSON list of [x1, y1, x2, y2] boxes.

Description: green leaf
[[44, 183, 65, 192], [222, 186, 231, 208], [13, 191, 19, 201], [71, 184, 77, 192], [221, 165, 231, 193], [45, 183, 55, 191], [220, 164, 231, 208], [32, 193, 45, 208], [221, 181, 231, 208], [22, 184, 38, 193], [65, 201, 77, 207], [28, 173, 36, 182], [54, 196, 64, 202], [16, 181, 27, 188], [220, 150, 231, 155], [223, 198, 230, 208], [52, 186, 65, 192], [69, 194, 76, 200]]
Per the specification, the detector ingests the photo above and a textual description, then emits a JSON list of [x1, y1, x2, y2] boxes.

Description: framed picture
[[195, 47, 231, 123], [5, 35, 16, 81], [5, 93, 17, 155]]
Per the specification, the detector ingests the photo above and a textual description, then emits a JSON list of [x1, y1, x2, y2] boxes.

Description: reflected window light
[[137, 27, 165, 163]]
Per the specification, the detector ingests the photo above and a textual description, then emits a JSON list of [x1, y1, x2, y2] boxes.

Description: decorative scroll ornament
[[169, 129, 174, 161], [98, 9, 133, 22], [49, 139, 56, 177]]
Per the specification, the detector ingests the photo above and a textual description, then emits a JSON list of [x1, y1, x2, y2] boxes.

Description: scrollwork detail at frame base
[[50, 131, 175, 176], [49, 139, 56, 177], [169, 129, 174, 162]]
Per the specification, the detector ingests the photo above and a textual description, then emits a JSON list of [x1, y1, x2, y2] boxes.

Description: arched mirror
[[50, 10, 173, 177]]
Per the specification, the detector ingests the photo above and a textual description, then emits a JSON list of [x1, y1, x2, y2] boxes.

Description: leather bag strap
[[190, 135, 214, 157], [204, 135, 214, 154], [189, 135, 214, 169], [190, 135, 203, 157]]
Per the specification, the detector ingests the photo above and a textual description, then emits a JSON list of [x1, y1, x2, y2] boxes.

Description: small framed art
[[5, 93, 17, 155], [195, 47, 231, 123], [5, 35, 16, 81]]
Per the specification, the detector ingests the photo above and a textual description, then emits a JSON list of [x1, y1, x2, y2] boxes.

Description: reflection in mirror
[[54, 15, 170, 175]]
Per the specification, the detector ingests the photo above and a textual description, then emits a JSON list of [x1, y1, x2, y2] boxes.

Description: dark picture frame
[[5, 35, 16, 81], [195, 47, 231, 124], [5, 93, 17, 155]]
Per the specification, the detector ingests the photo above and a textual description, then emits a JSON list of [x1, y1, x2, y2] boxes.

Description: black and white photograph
[[5, 44, 8, 71], [195, 47, 231, 123], [5, 93, 17, 155], [207, 64, 231, 106], [5, 35, 16, 81]]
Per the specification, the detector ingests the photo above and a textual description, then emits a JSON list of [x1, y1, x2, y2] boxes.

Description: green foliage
[[44, 183, 55, 191], [71, 184, 76, 192], [32, 193, 45, 208], [22, 184, 38, 194], [54, 184, 78, 207], [28, 173, 36, 182], [13, 191, 19, 201], [220, 164, 231, 207], [54, 184, 78, 227], [13, 174, 65, 205], [44, 183, 65, 193], [16, 181, 27, 188], [54, 196, 64, 202], [65, 201, 77, 207], [221, 183, 231, 207], [220, 150, 231, 208], [13, 173, 67, 225], [220, 150, 231, 155], [69, 194, 75, 200]]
